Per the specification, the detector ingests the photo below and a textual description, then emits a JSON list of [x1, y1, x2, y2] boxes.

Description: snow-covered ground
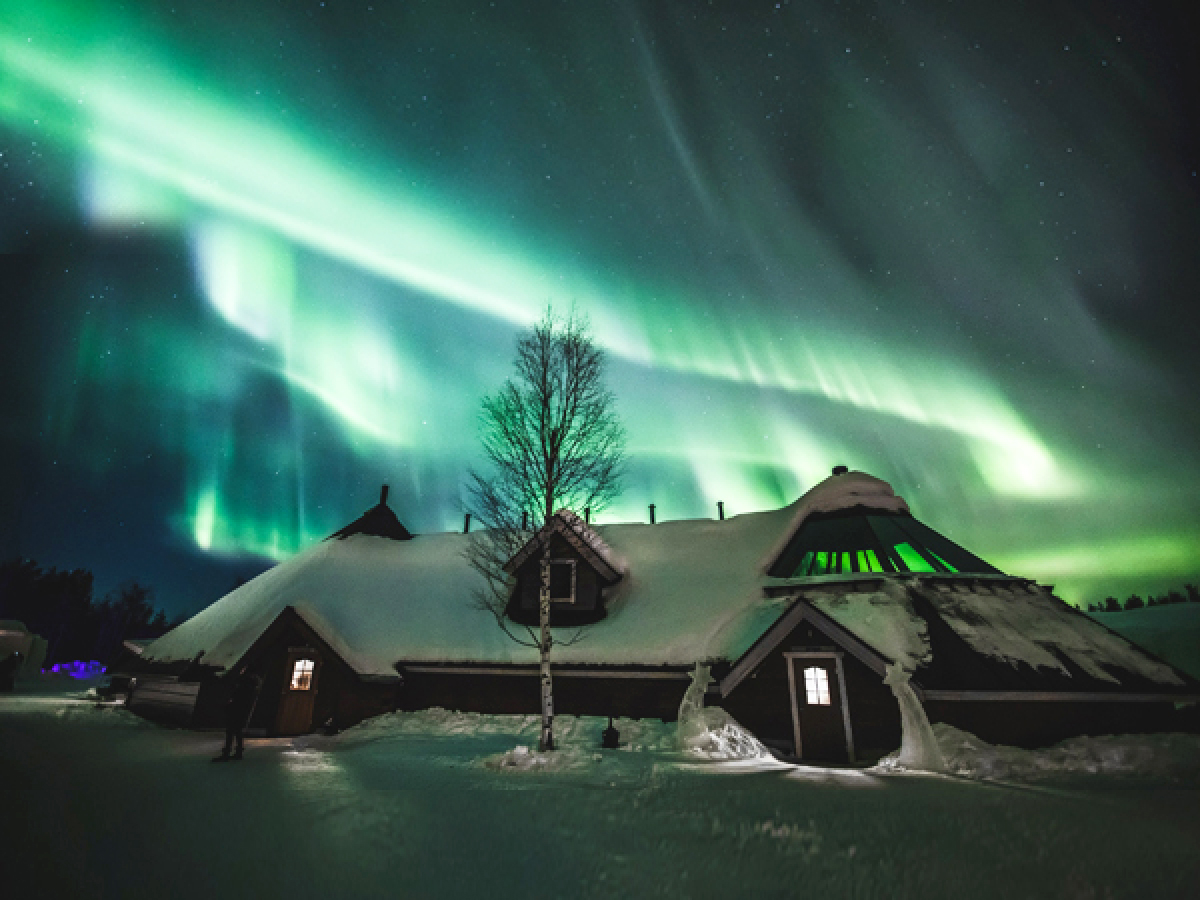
[[1088, 603, 1200, 679], [3, 683, 1199, 899]]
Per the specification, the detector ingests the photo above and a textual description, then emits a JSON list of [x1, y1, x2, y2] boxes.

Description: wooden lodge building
[[124, 470, 1200, 763]]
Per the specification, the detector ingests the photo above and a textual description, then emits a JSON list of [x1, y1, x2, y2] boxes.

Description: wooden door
[[786, 653, 855, 763], [276, 650, 320, 736]]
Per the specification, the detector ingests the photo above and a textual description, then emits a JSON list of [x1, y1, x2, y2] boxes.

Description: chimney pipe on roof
[[832, 465, 849, 476], [584, 507, 591, 525], [380, 484, 390, 505], [463, 513, 471, 534], [649, 503, 656, 525], [717, 501, 724, 521]]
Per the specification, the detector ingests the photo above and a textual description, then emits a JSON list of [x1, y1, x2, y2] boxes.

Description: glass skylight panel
[[928, 549, 958, 573], [777, 509, 1002, 578], [893, 541, 937, 573]]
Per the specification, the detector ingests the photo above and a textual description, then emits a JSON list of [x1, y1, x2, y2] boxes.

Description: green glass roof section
[[768, 509, 1003, 578]]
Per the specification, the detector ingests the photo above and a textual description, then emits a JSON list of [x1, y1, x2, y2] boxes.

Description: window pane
[[549, 561, 574, 600], [893, 542, 936, 573], [928, 549, 958, 573], [794, 551, 814, 577], [291, 659, 314, 691], [802, 666, 831, 705]]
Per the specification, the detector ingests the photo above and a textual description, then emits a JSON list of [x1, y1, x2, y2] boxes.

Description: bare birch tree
[[465, 308, 625, 751]]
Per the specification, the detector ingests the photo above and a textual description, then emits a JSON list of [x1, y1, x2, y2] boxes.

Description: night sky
[[2, 0, 1197, 617]]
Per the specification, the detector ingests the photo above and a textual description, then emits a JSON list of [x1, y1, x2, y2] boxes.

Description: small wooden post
[[584, 507, 591, 525], [649, 503, 656, 525], [717, 501, 724, 521], [463, 513, 471, 534]]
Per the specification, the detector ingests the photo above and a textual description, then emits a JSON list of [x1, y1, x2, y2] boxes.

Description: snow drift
[[876, 723, 1200, 782], [677, 664, 772, 761]]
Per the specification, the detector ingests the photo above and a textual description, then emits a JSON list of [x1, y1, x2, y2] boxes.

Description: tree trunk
[[538, 541, 554, 751]]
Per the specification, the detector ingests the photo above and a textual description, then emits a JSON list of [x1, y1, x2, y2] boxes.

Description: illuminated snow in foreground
[[4, 684, 1200, 898]]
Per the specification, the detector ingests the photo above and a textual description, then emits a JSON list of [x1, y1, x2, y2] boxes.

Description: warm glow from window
[[291, 658, 315, 690], [803, 666, 831, 705]]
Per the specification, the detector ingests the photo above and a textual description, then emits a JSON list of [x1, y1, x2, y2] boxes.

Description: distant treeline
[[0, 559, 177, 666], [1086, 584, 1200, 613]]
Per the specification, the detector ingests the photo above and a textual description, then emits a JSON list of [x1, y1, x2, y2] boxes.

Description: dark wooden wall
[[720, 618, 902, 761], [926, 699, 1180, 749], [398, 670, 689, 721], [511, 534, 608, 625], [183, 615, 397, 734]]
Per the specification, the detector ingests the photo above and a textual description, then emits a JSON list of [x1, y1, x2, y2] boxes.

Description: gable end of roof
[[503, 511, 622, 582], [720, 597, 893, 698]]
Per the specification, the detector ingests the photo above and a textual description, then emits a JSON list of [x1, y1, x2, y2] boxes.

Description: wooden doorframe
[[276, 647, 322, 735], [784, 650, 856, 763]]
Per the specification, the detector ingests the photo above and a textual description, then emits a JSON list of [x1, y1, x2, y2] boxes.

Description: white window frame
[[548, 558, 577, 604]]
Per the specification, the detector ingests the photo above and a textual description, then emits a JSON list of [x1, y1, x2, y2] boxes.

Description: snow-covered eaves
[[718, 597, 894, 698], [141, 504, 795, 675], [502, 509, 623, 582]]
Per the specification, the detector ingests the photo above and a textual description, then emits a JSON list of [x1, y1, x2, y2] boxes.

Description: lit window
[[290, 659, 315, 691], [803, 666, 831, 705], [893, 542, 936, 573], [856, 549, 884, 573], [928, 549, 958, 573]]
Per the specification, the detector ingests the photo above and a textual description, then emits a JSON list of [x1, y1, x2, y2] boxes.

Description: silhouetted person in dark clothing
[[213, 667, 261, 762], [0, 651, 21, 692], [601, 716, 620, 749]]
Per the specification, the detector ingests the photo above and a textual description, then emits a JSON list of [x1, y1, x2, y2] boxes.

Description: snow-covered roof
[[503, 508, 624, 582], [760, 579, 1190, 691], [923, 583, 1186, 687], [807, 583, 933, 674], [140, 476, 1194, 693], [143, 503, 797, 675]]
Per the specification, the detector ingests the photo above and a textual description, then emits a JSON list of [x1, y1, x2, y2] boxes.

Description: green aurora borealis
[[1, 0, 1197, 614]]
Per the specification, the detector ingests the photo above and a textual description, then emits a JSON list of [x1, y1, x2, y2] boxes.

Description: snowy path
[[2, 693, 1199, 899]]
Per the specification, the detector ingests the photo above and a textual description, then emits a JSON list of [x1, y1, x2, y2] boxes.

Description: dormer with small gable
[[503, 510, 623, 626]]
